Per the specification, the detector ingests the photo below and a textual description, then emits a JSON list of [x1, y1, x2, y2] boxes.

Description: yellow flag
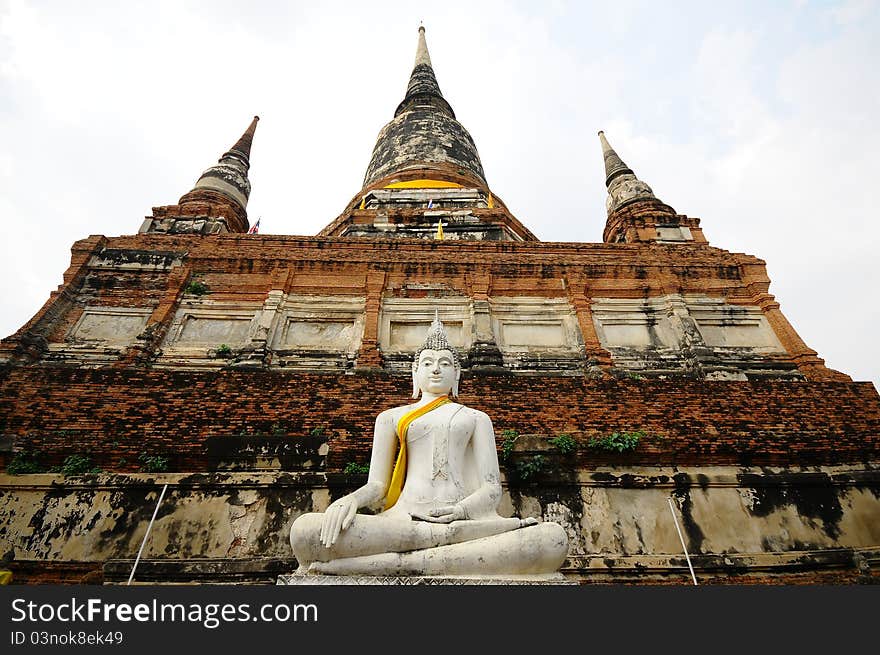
[[435, 220, 444, 240], [487, 192, 495, 208], [359, 197, 366, 210]]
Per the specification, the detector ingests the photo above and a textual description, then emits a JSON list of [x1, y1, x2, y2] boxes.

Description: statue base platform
[[277, 574, 577, 585]]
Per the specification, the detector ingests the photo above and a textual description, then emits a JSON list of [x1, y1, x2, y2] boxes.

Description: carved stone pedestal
[[277, 574, 576, 586]]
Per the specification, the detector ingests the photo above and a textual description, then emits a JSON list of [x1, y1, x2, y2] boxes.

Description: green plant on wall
[[6, 450, 46, 475], [499, 430, 563, 483], [588, 430, 645, 453], [343, 462, 369, 475], [139, 453, 169, 473], [500, 429, 519, 462], [184, 280, 210, 296], [548, 433, 578, 455], [214, 344, 233, 358], [310, 426, 326, 438], [58, 454, 101, 476], [513, 454, 546, 481]]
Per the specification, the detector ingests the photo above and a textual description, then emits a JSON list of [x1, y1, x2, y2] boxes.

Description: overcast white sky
[[1, 0, 877, 389]]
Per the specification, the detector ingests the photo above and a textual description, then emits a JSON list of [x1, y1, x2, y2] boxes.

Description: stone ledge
[[565, 546, 880, 575], [7, 551, 877, 585], [2, 463, 877, 490], [103, 558, 297, 585]]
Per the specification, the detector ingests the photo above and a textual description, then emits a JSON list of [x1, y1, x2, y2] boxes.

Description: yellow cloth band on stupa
[[384, 395, 451, 510], [383, 179, 462, 189]]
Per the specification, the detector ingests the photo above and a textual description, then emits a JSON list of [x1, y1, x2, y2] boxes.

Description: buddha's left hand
[[411, 505, 467, 523]]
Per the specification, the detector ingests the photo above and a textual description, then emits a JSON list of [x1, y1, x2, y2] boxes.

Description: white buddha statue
[[289, 314, 568, 578]]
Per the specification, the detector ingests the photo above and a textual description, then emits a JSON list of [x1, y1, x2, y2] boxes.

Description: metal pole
[[667, 496, 698, 586], [127, 483, 168, 586]]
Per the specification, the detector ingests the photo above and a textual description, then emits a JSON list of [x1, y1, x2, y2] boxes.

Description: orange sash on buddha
[[384, 396, 451, 509]]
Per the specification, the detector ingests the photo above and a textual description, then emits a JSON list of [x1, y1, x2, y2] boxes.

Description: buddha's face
[[414, 348, 457, 396]]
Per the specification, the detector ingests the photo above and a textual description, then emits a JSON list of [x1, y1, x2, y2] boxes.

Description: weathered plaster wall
[[1, 466, 877, 580]]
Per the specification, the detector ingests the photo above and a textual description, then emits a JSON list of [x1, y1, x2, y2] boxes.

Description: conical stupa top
[[598, 130, 634, 187], [597, 131, 659, 215], [186, 116, 260, 210], [395, 26, 453, 119], [363, 27, 486, 188], [414, 25, 432, 67], [223, 115, 260, 165]]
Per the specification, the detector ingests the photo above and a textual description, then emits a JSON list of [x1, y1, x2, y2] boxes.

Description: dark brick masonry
[[1, 366, 878, 472]]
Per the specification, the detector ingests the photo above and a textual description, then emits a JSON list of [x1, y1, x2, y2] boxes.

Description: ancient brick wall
[[1, 366, 878, 472], [11, 233, 789, 307], [0, 233, 848, 381]]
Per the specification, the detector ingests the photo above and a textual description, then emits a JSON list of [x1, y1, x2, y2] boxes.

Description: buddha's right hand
[[320, 495, 358, 548]]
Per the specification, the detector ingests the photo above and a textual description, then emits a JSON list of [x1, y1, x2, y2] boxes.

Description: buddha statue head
[[412, 312, 461, 399]]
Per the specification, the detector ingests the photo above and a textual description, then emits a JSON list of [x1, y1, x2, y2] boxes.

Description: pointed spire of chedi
[[599, 131, 634, 186], [142, 117, 260, 235], [181, 116, 260, 217], [597, 131, 707, 245], [225, 115, 260, 163], [394, 26, 454, 119], [362, 26, 486, 189], [598, 130, 658, 215], [321, 26, 536, 243]]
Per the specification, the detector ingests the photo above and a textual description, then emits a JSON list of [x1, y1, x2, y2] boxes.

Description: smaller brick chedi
[[0, 27, 878, 584]]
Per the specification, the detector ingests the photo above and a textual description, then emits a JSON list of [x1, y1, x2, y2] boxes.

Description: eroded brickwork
[[1, 366, 877, 472], [0, 233, 849, 381]]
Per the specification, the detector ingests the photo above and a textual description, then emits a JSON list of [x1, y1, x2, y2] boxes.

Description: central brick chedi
[[322, 26, 535, 243], [1, 26, 878, 585], [4, 25, 835, 380]]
